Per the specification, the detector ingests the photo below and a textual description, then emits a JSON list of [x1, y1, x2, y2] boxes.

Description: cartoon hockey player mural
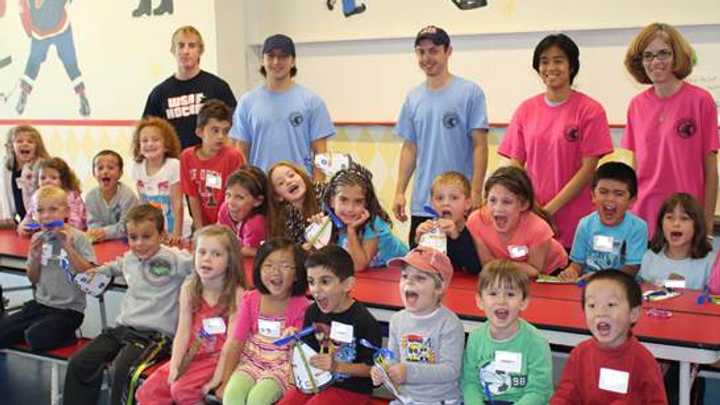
[[17, 0, 90, 116], [132, 0, 173, 17], [0, 0, 11, 71], [326, 0, 366, 18]]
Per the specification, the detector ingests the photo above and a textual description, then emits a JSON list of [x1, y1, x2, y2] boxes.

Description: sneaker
[[344, 3, 366, 17]]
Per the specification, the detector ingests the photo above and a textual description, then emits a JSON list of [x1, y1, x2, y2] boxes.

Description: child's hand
[[86, 228, 106, 243], [29, 232, 44, 261], [280, 327, 298, 338], [558, 266, 580, 281], [386, 363, 407, 385], [18, 222, 36, 237], [414, 219, 436, 240], [164, 234, 182, 247], [370, 365, 385, 386], [56, 228, 74, 248], [347, 209, 370, 230], [308, 213, 327, 225], [435, 218, 459, 238], [167, 366, 179, 384], [309, 353, 335, 372]]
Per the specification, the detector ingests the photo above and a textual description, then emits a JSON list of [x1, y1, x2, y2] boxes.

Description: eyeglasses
[[261, 262, 295, 273], [641, 49, 673, 63]]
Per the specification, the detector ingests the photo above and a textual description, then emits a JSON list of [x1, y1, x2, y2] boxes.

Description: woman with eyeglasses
[[622, 22, 718, 238], [498, 33, 613, 249]]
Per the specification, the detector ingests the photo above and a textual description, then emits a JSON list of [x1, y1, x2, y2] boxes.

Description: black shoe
[[153, 0, 174, 16], [79, 93, 91, 116], [131, 0, 151, 17], [16, 91, 27, 115], [326, 0, 336, 10], [344, 3, 366, 17]]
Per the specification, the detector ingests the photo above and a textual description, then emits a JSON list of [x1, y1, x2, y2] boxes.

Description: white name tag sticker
[[203, 317, 227, 335], [41, 243, 52, 266], [205, 172, 222, 189], [258, 319, 282, 338], [599, 367, 629, 394], [663, 279, 686, 289], [508, 245, 529, 259], [494, 351, 523, 374], [329, 321, 354, 344], [592, 235, 615, 253]]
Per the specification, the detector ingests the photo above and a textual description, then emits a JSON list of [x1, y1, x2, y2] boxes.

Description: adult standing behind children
[[621, 22, 718, 237], [142, 26, 237, 150], [230, 34, 335, 181], [393, 25, 489, 247], [498, 33, 613, 249]]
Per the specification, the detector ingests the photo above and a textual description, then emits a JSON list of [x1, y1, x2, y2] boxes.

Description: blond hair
[[33, 185, 68, 207], [624, 22, 694, 84], [477, 260, 530, 299], [432, 171, 471, 197], [170, 25, 204, 54], [4, 125, 50, 171]]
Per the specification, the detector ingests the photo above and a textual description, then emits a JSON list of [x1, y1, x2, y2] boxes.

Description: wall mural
[[132, 0, 173, 18], [325, 0, 366, 18]]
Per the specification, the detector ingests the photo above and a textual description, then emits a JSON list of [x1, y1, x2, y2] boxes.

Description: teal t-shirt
[[337, 216, 408, 267]]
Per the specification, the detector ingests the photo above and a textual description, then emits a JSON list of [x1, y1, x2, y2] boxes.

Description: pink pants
[[136, 355, 217, 405], [276, 386, 371, 405]]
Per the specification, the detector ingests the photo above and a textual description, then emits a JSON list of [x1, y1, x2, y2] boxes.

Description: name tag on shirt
[[664, 279, 686, 289], [203, 317, 227, 335], [258, 319, 282, 338], [593, 235, 615, 253], [508, 245, 528, 260], [599, 367, 629, 394], [205, 172, 222, 189], [494, 351, 523, 374], [41, 243, 52, 266], [329, 321, 354, 344]]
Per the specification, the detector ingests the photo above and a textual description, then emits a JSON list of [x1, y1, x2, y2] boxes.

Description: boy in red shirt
[[551, 270, 667, 404], [181, 99, 244, 228]]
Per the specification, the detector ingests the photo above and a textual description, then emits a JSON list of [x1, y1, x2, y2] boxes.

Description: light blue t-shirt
[[395, 76, 488, 216], [639, 248, 717, 290], [569, 211, 647, 274], [230, 83, 335, 173], [337, 216, 409, 267]]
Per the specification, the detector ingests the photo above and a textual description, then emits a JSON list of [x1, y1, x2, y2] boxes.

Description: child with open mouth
[[462, 260, 553, 404], [369, 246, 464, 404], [552, 270, 667, 404]]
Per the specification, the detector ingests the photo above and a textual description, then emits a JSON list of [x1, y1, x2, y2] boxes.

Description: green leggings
[[223, 371, 283, 405]]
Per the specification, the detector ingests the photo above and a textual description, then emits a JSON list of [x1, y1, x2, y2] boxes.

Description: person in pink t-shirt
[[181, 99, 245, 228], [622, 22, 719, 237], [467, 166, 568, 277], [217, 166, 268, 257], [499, 33, 613, 248]]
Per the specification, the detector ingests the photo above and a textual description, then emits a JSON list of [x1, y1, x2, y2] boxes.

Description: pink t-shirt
[[499, 91, 613, 247], [466, 206, 568, 274], [621, 82, 719, 237], [233, 289, 310, 341], [216, 204, 266, 248], [180, 145, 244, 224]]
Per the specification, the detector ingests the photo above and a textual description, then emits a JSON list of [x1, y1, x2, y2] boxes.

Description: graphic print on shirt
[[289, 111, 304, 127], [586, 238, 625, 272], [142, 257, 173, 287], [313, 321, 357, 382], [136, 179, 175, 232], [443, 111, 460, 129], [400, 334, 436, 363], [675, 118, 697, 139], [478, 359, 528, 396], [166, 92, 204, 119], [564, 125, 580, 142], [189, 168, 220, 208]]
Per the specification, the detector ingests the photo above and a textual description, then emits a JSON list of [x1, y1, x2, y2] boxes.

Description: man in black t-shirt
[[142, 26, 236, 150]]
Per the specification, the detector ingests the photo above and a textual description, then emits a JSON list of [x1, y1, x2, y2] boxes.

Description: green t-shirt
[[461, 319, 553, 405]]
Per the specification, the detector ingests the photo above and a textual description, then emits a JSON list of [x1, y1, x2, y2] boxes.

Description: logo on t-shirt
[[165, 93, 205, 120], [675, 118, 697, 139], [401, 334, 436, 363], [442, 111, 460, 129], [478, 359, 528, 396], [289, 111, 304, 127], [142, 257, 173, 286], [564, 126, 580, 142]]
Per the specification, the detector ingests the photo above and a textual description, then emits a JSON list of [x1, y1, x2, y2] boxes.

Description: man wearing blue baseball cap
[[393, 25, 490, 247], [230, 34, 335, 180]]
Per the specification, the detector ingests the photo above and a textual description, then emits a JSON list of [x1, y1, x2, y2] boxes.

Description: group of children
[[0, 97, 718, 404]]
